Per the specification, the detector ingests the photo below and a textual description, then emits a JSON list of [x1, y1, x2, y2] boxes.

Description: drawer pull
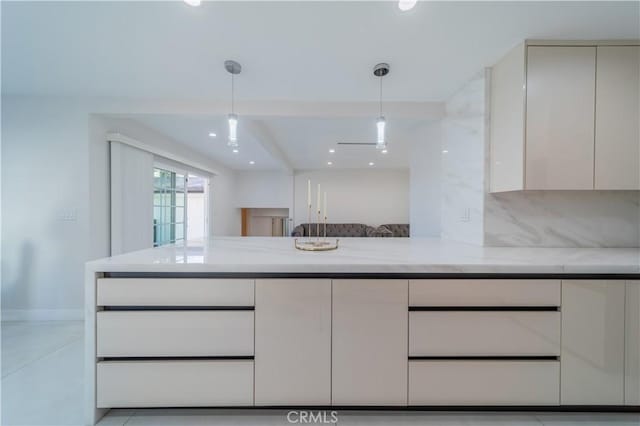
[[103, 306, 255, 311], [409, 356, 559, 361], [102, 356, 255, 361], [409, 306, 559, 311]]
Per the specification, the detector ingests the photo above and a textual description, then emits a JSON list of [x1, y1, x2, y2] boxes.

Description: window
[[153, 166, 209, 247], [153, 167, 186, 246]]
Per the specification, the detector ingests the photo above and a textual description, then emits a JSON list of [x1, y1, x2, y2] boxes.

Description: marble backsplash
[[441, 71, 486, 245], [484, 191, 640, 247]]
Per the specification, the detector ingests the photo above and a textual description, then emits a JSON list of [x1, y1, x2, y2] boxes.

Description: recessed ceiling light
[[232, 149, 239, 153], [329, 149, 335, 154], [208, 132, 217, 138], [369, 162, 375, 166], [442, 149, 449, 154], [381, 149, 388, 154], [184, 0, 201, 6], [249, 160, 255, 165], [398, 0, 417, 12], [327, 161, 333, 166]]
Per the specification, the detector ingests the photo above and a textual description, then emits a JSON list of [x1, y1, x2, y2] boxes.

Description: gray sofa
[[379, 224, 410, 237], [291, 223, 409, 238]]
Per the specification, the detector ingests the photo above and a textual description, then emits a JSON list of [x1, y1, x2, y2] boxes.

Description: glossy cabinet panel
[[595, 46, 640, 190], [409, 360, 560, 405], [97, 360, 253, 408], [409, 279, 560, 307], [332, 279, 408, 405], [97, 311, 254, 357], [626, 281, 640, 405], [410, 311, 560, 356], [561, 280, 625, 405], [97, 278, 254, 306], [254, 279, 331, 405], [525, 46, 596, 190]]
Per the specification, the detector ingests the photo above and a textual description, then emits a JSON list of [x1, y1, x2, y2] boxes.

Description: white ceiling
[[129, 114, 284, 170], [261, 116, 421, 169], [129, 114, 427, 170], [2, 1, 638, 102]]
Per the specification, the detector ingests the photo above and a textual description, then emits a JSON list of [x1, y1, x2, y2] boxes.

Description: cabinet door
[[332, 279, 408, 405], [254, 279, 331, 405], [561, 280, 625, 405], [595, 46, 640, 190], [626, 281, 640, 405], [525, 46, 596, 190]]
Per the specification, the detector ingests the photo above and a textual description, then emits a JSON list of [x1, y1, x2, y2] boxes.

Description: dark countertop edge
[[99, 271, 640, 280]]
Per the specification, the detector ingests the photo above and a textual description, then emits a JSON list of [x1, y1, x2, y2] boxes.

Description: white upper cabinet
[[525, 46, 596, 190], [489, 41, 640, 192], [595, 46, 640, 190]]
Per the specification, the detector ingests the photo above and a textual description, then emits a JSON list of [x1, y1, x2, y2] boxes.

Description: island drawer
[[409, 360, 560, 405], [97, 278, 254, 306], [409, 311, 560, 356], [97, 311, 254, 357], [97, 360, 254, 408], [409, 279, 560, 307]]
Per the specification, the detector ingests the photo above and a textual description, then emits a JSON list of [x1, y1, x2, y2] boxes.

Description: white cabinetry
[[97, 360, 253, 408], [489, 40, 640, 192], [97, 311, 253, 357], [525, 46, 596, 190], [595, 46, 640, 189], [409, 311, 560, 356], [254, 279, 331, 405], [409, 360, 559, 406], [332, 279, 408, 405], [561, 280, 625, 405], [626, 281, 640, 405]]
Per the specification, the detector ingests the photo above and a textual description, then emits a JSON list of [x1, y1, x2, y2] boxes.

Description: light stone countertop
[[86, 237, 640, 275]]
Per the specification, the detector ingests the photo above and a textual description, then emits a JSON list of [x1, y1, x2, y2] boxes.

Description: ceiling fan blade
[[337, 142, 377, 146]]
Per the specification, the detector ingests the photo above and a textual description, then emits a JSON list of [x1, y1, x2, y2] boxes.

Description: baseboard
[[1, 309, 84, 321]]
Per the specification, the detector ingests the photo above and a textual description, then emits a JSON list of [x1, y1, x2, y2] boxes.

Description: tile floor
[[2, 321, 639, 426]]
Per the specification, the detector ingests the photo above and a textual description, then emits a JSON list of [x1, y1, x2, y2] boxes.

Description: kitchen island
[[85, 237, 640, 425]]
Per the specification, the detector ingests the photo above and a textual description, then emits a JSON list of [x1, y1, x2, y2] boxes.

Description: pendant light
[[224, 60, 242, 148], [373, 63, 389, 151]]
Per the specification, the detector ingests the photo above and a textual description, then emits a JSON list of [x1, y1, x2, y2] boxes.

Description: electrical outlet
[[57, 208, 78, 222], [460, 208, 471, 222]]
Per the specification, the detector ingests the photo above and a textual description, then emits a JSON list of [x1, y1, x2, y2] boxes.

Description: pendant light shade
[[373, 63, 389, 151], [376, 116, 386, 148], [224, 60, 242, 148], [227, 113, 238, 147]]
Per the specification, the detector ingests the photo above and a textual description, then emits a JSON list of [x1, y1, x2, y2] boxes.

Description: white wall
[[235, 171, 293, 212], [293, 169, 409, 227], [1, 96, 241, 320], [2, 97, 90, 320], [409, 122, 442, 237]]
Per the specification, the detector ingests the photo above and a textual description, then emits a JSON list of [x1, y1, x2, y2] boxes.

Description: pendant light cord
[[231, 73, 235, 114], [379, 75, 382, 117]]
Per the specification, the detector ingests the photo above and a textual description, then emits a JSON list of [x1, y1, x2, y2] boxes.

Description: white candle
[[317, 184, 321, 214], [307, 179, 311, 207], [324, 192, 327, 220]]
